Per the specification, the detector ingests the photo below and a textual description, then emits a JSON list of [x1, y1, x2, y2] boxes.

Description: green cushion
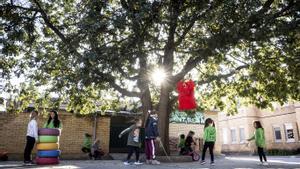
[[38, 136, 58, 143]]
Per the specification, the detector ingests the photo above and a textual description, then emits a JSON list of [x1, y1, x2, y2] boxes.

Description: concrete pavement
[[0, 156, 299, 169]]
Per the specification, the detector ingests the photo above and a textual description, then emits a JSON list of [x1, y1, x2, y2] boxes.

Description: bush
[[267, 149, 300, 156]]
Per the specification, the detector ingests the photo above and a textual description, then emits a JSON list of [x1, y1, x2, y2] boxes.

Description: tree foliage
[[1, 0, 299, 151]]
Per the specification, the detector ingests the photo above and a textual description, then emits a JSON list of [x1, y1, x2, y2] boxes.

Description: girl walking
[[247, 121, 268, 166], [119, 119, 143, 165], [24, 110, 39, 165], [145, 110, 160, 165], [201, 118, 216, 165]]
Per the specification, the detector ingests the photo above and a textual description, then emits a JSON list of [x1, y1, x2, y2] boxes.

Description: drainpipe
[[93, 112, 98, 141]]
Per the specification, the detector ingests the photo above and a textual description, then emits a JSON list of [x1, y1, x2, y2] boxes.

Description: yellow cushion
[[36, 143, 59, 150]]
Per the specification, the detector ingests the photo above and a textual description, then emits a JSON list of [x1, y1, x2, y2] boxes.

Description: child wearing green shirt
[[178, 134, 185, 155], [43, 110, 62, 129], [247, 121, 268, 166], [201, 118, 216, 166], [81, 133, 92, 158]]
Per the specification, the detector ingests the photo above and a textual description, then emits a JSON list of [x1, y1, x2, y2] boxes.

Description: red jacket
[[177, 80, 197, 111]]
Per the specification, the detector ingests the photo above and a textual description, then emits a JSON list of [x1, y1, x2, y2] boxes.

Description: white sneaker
[[134, 161, 143, 165], [200, 161, 206, 165], [258, 162, 263, 165], [211, 162, 215, 166], [123, 161, 130, 165], [151, 160, 160, 165], [146, 160, 152, 164], [263, 162, 269, 166]]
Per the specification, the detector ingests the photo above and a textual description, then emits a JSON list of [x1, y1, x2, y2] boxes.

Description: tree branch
[[172, 48, 213, 83], [94, 70, 141, 98], [1, 3, 40, 12], [109, 82, 140, 98], [175, 3, 216, 46], [197, 65, 249, 84], [32, 0, 68, 43]]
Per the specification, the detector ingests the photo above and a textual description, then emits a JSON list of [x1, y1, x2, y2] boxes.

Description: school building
[[218, 103, 300, 154]]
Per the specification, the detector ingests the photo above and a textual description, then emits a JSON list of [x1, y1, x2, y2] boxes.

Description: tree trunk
[[140, 88, 152, 125], [157, 85, 172, 155]]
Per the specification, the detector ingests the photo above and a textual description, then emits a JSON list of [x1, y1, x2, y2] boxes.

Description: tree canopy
[[1, 0, 299, 152]]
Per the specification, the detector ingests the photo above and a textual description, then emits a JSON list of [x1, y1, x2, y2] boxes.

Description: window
[[230, 128, 237, 143], [239, 128, 246, 143], [223, 128, 228, 144], [284, 123, 295, 142], [273, 126, 282, 142]]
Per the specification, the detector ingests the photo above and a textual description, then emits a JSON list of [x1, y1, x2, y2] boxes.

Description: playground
[[1, 156, 300, 169]]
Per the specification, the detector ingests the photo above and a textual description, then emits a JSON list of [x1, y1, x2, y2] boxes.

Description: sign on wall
[[169, 111, 205, 124]]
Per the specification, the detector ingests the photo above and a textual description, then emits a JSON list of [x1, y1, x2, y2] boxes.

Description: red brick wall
[[0, 112, 110, 159]]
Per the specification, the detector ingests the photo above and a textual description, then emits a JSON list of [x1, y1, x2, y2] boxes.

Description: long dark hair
[[47, 110, 60, 128], [204, 118, 215, 128], [253, 121, 263, 129]]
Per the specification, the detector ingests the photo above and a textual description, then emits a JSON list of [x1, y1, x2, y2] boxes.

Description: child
[[81, 133, 92, 158], [178, 134, 185, 155], [247, 121, 268, 166], [44, 110, 62, 129], [119, 119, 143, 165], [201, 118, 216, 165], [145, 110, 160, 165], [92, 139, 105, 160], [185, 131, 196, 153], [24, 110, 39, 165]]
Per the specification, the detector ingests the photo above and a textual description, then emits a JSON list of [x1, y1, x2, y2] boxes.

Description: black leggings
[[24, 136, 35, 162], [127, 146, 140, 162], [201, 141, 214, 162], [257, 147, 267, 162]]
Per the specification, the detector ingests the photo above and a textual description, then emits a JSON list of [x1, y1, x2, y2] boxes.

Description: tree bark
[[140, 87, 152, 125], [157, 85, 172, 155]]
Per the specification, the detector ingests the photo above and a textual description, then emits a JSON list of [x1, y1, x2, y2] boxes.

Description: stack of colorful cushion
[[36, 128, 60, 165]]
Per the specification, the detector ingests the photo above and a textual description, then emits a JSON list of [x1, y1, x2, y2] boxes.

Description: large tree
[[1, 0, 299, 152]]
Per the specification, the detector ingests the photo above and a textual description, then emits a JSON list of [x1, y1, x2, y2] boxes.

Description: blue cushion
[[37, 150, 60, 157]]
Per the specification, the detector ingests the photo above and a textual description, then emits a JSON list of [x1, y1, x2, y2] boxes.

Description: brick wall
[[0, 112, 110, 160]]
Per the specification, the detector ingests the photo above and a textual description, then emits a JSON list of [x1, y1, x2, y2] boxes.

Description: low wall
[[0, 112, 110, 160]]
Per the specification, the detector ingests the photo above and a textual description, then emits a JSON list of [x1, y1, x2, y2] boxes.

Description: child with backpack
[[119, 119, 143, 165], [201, 118, 216, 166], [247, 121, 268, 166]]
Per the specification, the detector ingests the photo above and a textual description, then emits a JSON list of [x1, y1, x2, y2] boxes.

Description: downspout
[[93, 112, 98, 141]]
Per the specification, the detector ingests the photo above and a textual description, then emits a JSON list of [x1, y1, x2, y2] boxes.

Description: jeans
[[257, 147, 267, 162], [201, 141, 214, 162], [127, 146, 140, 162], [24, 136, 35, 162]]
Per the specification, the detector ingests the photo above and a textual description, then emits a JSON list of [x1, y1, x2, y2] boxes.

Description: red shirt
[[177, 80, 197, 111]]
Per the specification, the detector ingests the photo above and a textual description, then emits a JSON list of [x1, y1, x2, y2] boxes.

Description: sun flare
[[151, 68, 167, 86]]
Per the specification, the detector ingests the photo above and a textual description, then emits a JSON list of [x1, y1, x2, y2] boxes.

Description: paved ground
[[0, 156, 299, 169]]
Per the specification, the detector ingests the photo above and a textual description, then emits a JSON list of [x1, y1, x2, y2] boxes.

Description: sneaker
[[263, 162, 269, 166], [134, 161, 143, 165], [211, 162, 215, 166], [200, 161, 206, 165], [146, 160, 152, 164], [123, 161, 130, 165], [23, 162, 34, 166], [151, 160, 160, 165], [258, 162, 263, 165]]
